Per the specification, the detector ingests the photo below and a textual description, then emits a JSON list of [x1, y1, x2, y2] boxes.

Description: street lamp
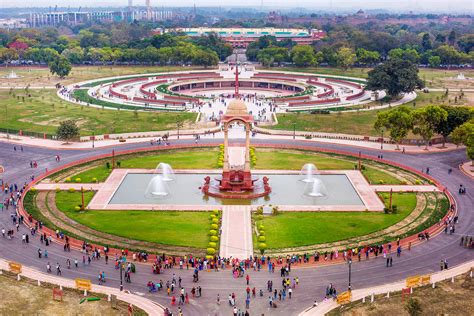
[[119, 260, 123, 291], [92, 131, 95, 149], [348, 258, 352, 292], [380, 128, 384, 150], [293, 122, 296, 140], [176, 120, 183, 140]]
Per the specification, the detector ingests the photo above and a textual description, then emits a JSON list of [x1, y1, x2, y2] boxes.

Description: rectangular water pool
[[108, 173, 364, 206]]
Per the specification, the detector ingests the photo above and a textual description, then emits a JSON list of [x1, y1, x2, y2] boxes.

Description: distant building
[[163, 27, 325, 48], [28, 10, 174, 27], [0, 18, 28, 29]]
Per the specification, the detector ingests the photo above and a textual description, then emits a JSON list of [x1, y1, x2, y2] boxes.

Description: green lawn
[[71, 149, 400, 185], [0, 89, 196, 135], [261, 193, 417, 249], [272, 91, 444, 136], [362, 167, 403, 185], [55, 191, 210, 248], [255, 150, 355, 170]]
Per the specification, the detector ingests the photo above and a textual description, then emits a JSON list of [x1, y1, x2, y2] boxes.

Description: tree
[[457, 34, 474, 54], [374, 106, 413, 150], [450, 122, 474, 163], [428, 55, 441, 68], [421, 33, 432, 51], [356, 48, 380, 66], [365, 59, 424, 98], [257, 47, 289, 67], [56, 120, 80, 144], [48, 56, 72, 78], [412, 105, 448, 150], [336, 47, 357, 69], [61, 47, 85, 64], [448, 30, 456, 46], [0, 47, 19, 65], [405, 298, 422, 316], [290, 45, 316, 67], [192, 49, 219, 68], [434, 105, 472, 147]]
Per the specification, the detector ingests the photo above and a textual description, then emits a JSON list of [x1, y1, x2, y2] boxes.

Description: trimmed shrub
[[75, 178, 81, 183], [92, 177, 98, 183], [259, 230, 265, 236], [210, 236, 219, 242], [415, 179, 422, 185], [55, 188, 60, 193], [210, 214, 216, 220], [65, 177, 71, 183], [68, 188, 75, 193], [208, 242, 217, 248], [74, 206, 81, 211], [379, 180, 384, 184], [258, 243, 267, 249], [213, 210, 219, 215], [209, 230, 217, 236], [258, 224, 265, 230], [258, 236, 266, 242], [30, 187, 37, 192], [206, 248, 216, 255], [211, 224, 218, 230], [212, 218, 219, 224], [257, 215, 264, 221]]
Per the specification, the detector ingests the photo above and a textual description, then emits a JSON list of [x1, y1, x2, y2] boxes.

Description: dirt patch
[[0, 272, 144, 316], [329, 273, 474, 316]]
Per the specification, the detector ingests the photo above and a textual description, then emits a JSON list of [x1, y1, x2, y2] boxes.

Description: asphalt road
[[0, 138, 472, 315]]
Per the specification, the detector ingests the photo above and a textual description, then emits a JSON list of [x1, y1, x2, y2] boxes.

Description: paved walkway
[[372, 185, 439, 192], [0, 131, 461, 154], [219, 205, 253, 259], [34, 183, 103, 191], [301, 260, 474, 315], [460, 161, 473, 179], [0, 258, 164, 316]]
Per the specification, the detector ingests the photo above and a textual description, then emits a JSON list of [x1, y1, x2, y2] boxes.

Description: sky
[[1, 0, 473, 13]]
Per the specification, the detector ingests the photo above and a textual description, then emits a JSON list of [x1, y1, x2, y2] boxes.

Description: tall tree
[[412, 105, 448, 150], [421, 33, 432, 51], [374, 106, 413, 150], [435, 106, 473, 147], [48, 56, 72, 78], [56, 120, 80, 144], [365, 59, 424, 98], [290, 45, 316, 67], [450, 122, 474, 163], [336, 47, 357, 69]]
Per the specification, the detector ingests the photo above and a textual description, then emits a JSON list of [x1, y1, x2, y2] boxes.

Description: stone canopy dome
[[226, 99, 249, 116]]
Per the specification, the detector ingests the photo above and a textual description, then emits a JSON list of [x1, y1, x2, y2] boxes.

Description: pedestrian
[[246, 274, 249, 285], [56, 263, 61, 275], [216, 294, 220, 305], [245, 297, 250, 309]]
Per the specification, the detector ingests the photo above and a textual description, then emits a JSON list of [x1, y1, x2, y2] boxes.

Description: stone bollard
[[410, 288, 413, 294], [17, 274, 21, 281], [432, 282, 436, 289], [386, 292, 390, 299], [84, 290, 87, 296], [108, 294, 111, 302], [60, 285, 63, 290], [37, 280, 41, 286], [362, 297, 366, 303], [0, 269, 3, 275], [451, 276, 455, 283], [371, 293, 374, 303], [470, 270, 473, 278]]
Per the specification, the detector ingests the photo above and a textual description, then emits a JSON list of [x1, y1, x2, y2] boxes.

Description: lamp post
[[380, 128, 384, 150], [119, 260, 123, 291], [293, 122, 296, 140], [176, 120, 183, 140], [348, 258, 352, 291], [92, 131, 95, 149]]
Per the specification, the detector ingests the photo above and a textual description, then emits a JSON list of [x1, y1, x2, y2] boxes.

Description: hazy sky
[[2, 0, 473, 13]]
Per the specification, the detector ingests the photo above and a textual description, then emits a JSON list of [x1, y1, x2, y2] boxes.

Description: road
[[0, 137, 472, 315]]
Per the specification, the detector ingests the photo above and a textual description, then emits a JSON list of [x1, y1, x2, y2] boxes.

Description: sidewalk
[[0, 131, 462, 154], [300, 260, 474, 316], [0, 257, 164, 316], [219, 205, 253, 259]]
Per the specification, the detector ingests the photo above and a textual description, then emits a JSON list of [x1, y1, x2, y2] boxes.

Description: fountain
[[4, 71, 20, 79], [304, 177, 328, 197], [154, 163, 175, 181], [300, 163, 317, 183], [145, 175, 170, 197]]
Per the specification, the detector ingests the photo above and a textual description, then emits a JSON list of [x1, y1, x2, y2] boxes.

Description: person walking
[[56, 263, 61, 275]]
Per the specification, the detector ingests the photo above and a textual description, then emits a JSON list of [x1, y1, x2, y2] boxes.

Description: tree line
[[374, 104, 473, 160]]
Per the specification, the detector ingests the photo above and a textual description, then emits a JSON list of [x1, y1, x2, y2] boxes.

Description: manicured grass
[[272, 91, 444, 136], [71, 149, 401, 185], [362, 167, 403, 185], [0, 65, 207, 86], [0, 89, 196, 135], [261, 193, 417, 249], [255, 150, 355, 170], [55, 191, 210, 248]]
